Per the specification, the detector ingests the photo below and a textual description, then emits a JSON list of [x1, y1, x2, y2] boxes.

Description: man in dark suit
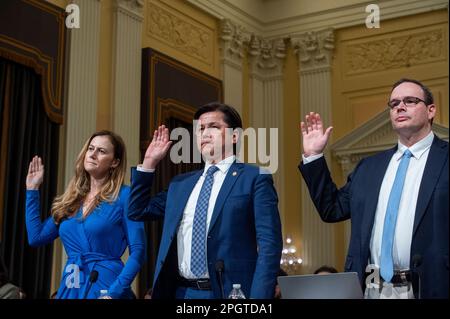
[[128, 102, 282, 299], [299, 79, 448, 298]]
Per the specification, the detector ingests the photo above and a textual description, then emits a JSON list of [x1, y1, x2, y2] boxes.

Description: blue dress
[[25, 186, 146, 299]]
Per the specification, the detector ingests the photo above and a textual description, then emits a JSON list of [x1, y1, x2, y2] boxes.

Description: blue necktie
[[190, 165, 219, 277], [380, 149, 413, 282]]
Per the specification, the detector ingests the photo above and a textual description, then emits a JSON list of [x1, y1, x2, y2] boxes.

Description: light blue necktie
[[190, 165, 219, 277], [380, 149, 413, 282]]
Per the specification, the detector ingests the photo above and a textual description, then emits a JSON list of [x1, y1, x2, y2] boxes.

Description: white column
[[219, 19, 249, 115], [60, 0, 102, 285], [248, 36, 286, 226], [65, 0, 101, 185], [111, 0, 144, 184], [110, 0, 144, 294], [293, 29, 336, 273]]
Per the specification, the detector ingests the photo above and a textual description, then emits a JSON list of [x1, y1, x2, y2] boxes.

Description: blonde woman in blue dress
[[25, 131, 146, 299]]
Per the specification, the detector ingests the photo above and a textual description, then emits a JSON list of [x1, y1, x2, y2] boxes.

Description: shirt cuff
[[136, 165, 155, 173], [302, 153, 324, 164]]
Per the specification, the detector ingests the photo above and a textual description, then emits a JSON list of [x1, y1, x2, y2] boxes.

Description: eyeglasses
[[387, 96, 427, 110]]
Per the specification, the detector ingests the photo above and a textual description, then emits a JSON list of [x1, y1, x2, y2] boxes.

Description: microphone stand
[[83, 270, 99, 299], [215, 260, 225, 299], [412, 255, 422, 299]]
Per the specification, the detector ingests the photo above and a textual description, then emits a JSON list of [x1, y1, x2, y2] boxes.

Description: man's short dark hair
[[313, 265, 338, 274], [391, 78, 434, 105], [194, 102, 243, 129]]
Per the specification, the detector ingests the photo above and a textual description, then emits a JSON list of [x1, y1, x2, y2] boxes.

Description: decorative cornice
[[188, 0, 448, 39], [293, 29, 334, 72], [219, 18, 251, 65], [117, 0, 144, 9], [345, 28, 446, 75], [116, 0, 144, 21]]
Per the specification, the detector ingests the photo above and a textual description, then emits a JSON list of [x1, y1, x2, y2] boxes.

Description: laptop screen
[[278, 272, 363, 299]]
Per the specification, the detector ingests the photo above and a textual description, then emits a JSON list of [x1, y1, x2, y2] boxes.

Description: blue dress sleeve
[[25, 190, 59, 246], [108, 187, 146, 298]]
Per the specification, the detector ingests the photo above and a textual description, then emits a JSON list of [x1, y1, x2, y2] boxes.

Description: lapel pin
[[232, 171, 237, 176]]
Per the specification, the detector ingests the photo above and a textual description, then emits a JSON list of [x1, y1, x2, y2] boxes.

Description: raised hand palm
[[26, 156, 44, 190], [143, 125, 172, 168], [144, 138, 169, 162], [303, 128, 328, 154], [300, 113, 332, 156]]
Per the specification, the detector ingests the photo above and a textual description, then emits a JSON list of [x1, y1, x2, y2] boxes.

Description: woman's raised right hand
[[26, 156, 44, 190]]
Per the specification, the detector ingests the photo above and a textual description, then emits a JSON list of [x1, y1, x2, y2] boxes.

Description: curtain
[[0, 57, 59, 298]]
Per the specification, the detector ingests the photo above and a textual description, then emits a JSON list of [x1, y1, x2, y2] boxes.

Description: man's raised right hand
[[300, 112, 333, 157], [142, 125, 173, 170]]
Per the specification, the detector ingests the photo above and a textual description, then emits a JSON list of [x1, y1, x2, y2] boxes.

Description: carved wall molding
[[293, 29, 335, 72], [116, 0, 144, 20], [219, 18, 289, 77], [248, 35, 287, 77], [345, 28, 446, 75], [219, 18, 251, 65], [146, 0, 214, 66]]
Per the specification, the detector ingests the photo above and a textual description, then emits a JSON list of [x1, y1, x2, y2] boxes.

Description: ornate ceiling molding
[[116, 0, 144, 21], [188, 0, 448, 39]]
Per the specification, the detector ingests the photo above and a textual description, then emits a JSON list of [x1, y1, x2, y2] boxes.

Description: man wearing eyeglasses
[[298, 78, 448, 299]]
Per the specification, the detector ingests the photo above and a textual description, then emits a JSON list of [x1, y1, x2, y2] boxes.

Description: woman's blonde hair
[[52, 130, 127, 224]]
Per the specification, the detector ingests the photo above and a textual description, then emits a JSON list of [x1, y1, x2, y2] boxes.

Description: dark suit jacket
[[128, 162, 282, 299], [299, 135, 448, 298]]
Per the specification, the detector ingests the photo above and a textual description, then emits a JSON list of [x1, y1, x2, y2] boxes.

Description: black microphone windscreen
[[412, 254, 423, 267], [215, 260, 224, 272], [89, 270, 99, 283]]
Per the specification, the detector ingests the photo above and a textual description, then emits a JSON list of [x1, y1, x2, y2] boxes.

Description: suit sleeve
[[299, 156, 356, 222], [108, 187, 147, 299], [25, 190, 59, 246], [128, 167, 167, 221], [250, 173, 283, 299]]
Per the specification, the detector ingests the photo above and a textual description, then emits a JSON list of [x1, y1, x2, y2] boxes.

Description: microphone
[[412, 254, 422, 299], [83, 270, 99, 299], [215, 260, 225, 299]]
